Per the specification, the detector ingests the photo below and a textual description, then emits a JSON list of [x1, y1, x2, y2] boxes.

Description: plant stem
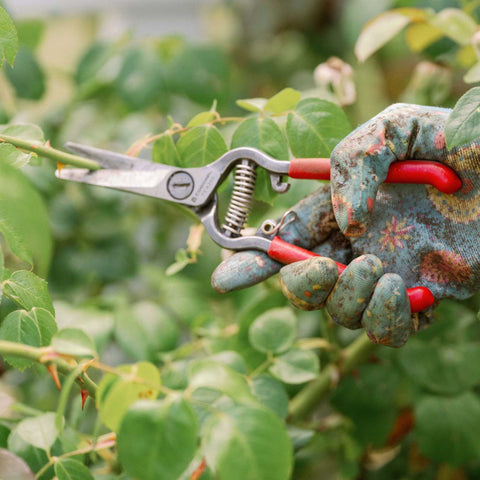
[[0, 340, 97, 398], [288, 334, 376, 420], [0, 134, 101, 170]]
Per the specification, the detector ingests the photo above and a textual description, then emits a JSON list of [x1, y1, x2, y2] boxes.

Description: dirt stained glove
[[212, 104, 480, 347]]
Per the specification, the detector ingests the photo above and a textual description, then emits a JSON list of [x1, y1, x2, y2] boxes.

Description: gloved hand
[[212, 103, 480, 347]]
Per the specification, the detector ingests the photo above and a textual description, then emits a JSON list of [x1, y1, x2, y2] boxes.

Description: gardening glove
[[212, 103, 480, 347]]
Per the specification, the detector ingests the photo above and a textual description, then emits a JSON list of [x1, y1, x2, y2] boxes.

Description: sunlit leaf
[[98, 361, 161, 432], [405, 23, 442, 52], [445, 87, 480, 148], [16, 412, 60, 452], [0, 6, 18, 67], [430, 8, 477, 46], [464, 62, 480, 84], [355, 8, 431, 61], [264, 88, 301, 114], [236, 98, 267, 112]]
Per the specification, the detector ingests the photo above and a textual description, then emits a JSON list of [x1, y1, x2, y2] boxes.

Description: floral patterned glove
[[212, 104, 480, 347]]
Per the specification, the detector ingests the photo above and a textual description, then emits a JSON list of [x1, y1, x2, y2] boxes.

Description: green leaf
[[354, 8, 430, 61], [0, 124, 45, 143], [75, 41, 115, 86], [54, 458, 94, 480], [405, 23, 443, 52], [16, 412, 60, 452], [251, 375, 289, 419], [188, 359, 257, 405], [269, 348, 319, 384], [118, 398, 198, 480], [17, 20, 44, 50], [231, 117, 289, 204], [249, 308, 297, 354], [203, 404, 292, 480], [397, 339, 480, 395], [115, 48, 167, 110], [176, 125, 227, 167], [5, 47, 45, 100], [331, 363, 401, 447], [114, 300, 179, 362], [51, 328, 96, 358], [0, 449, 35, 480], [3, 270, 54, 315], [286, 98, 350, 158], [264, 88, 301, 114], [430, 8, 477, 46], [206, 351, 248, 374], [0, 161, 52, 276], [236, 98, 267, 112], [187, 111, 217, 127], [0, 123, 45, 168], [98, 361, 161, 432], [415, 392, 480, 465], [0, 144, 33, 169], [0, 6, 18, 67], [152, 134, 181, 166], [445, 87, 480, 148], [464, 62, 480, 84], [0, 308, 56, 369], [167, 45, 231, 106]]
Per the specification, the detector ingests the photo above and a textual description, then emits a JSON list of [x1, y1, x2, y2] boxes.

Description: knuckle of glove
[[279, 257, 338, 311]]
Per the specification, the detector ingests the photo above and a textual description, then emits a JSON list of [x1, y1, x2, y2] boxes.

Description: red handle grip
[[288, 158, 461, 194], [267, 237, 435, 313]]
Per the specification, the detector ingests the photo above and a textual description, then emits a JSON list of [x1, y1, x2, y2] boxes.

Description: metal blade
[[55, 167, 173, 199], [65, 142, 159, 171]]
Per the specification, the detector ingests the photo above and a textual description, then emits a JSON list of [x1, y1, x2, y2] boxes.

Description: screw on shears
[[56, 143, 462, 314]]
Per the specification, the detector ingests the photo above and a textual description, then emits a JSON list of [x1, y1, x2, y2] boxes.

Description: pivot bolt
[[167, 172, 194, 200]]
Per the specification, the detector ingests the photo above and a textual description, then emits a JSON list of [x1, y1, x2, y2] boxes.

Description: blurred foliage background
[[2, 0, 480, 479]]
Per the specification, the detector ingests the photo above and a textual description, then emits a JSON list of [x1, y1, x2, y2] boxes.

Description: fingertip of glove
[[211, 251, 281, 293], [361, 273, 411, 348], [332, 195, 369, 238]]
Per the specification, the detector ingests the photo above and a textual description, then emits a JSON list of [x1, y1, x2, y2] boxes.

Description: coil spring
[[222, 159, 257, 236]]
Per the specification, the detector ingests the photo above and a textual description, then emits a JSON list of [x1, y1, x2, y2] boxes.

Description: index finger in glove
[[331, 104, 450, 237], [211, 184, 349, 293]]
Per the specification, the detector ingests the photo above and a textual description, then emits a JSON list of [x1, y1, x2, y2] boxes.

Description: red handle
[[267, 237, 435, 313], [288, 158, 461, 194]]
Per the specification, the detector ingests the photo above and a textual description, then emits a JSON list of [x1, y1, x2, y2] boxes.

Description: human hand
[[212, 104, 480, 346]]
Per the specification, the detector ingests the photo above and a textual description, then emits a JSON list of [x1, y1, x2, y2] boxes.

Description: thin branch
[[0, 135, 101, 170], [0, 340, 97, 398], [288, 334, 376, 420]]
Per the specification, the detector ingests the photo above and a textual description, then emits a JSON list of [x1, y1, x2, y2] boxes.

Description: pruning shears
[[56, 143, 462, 313]]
